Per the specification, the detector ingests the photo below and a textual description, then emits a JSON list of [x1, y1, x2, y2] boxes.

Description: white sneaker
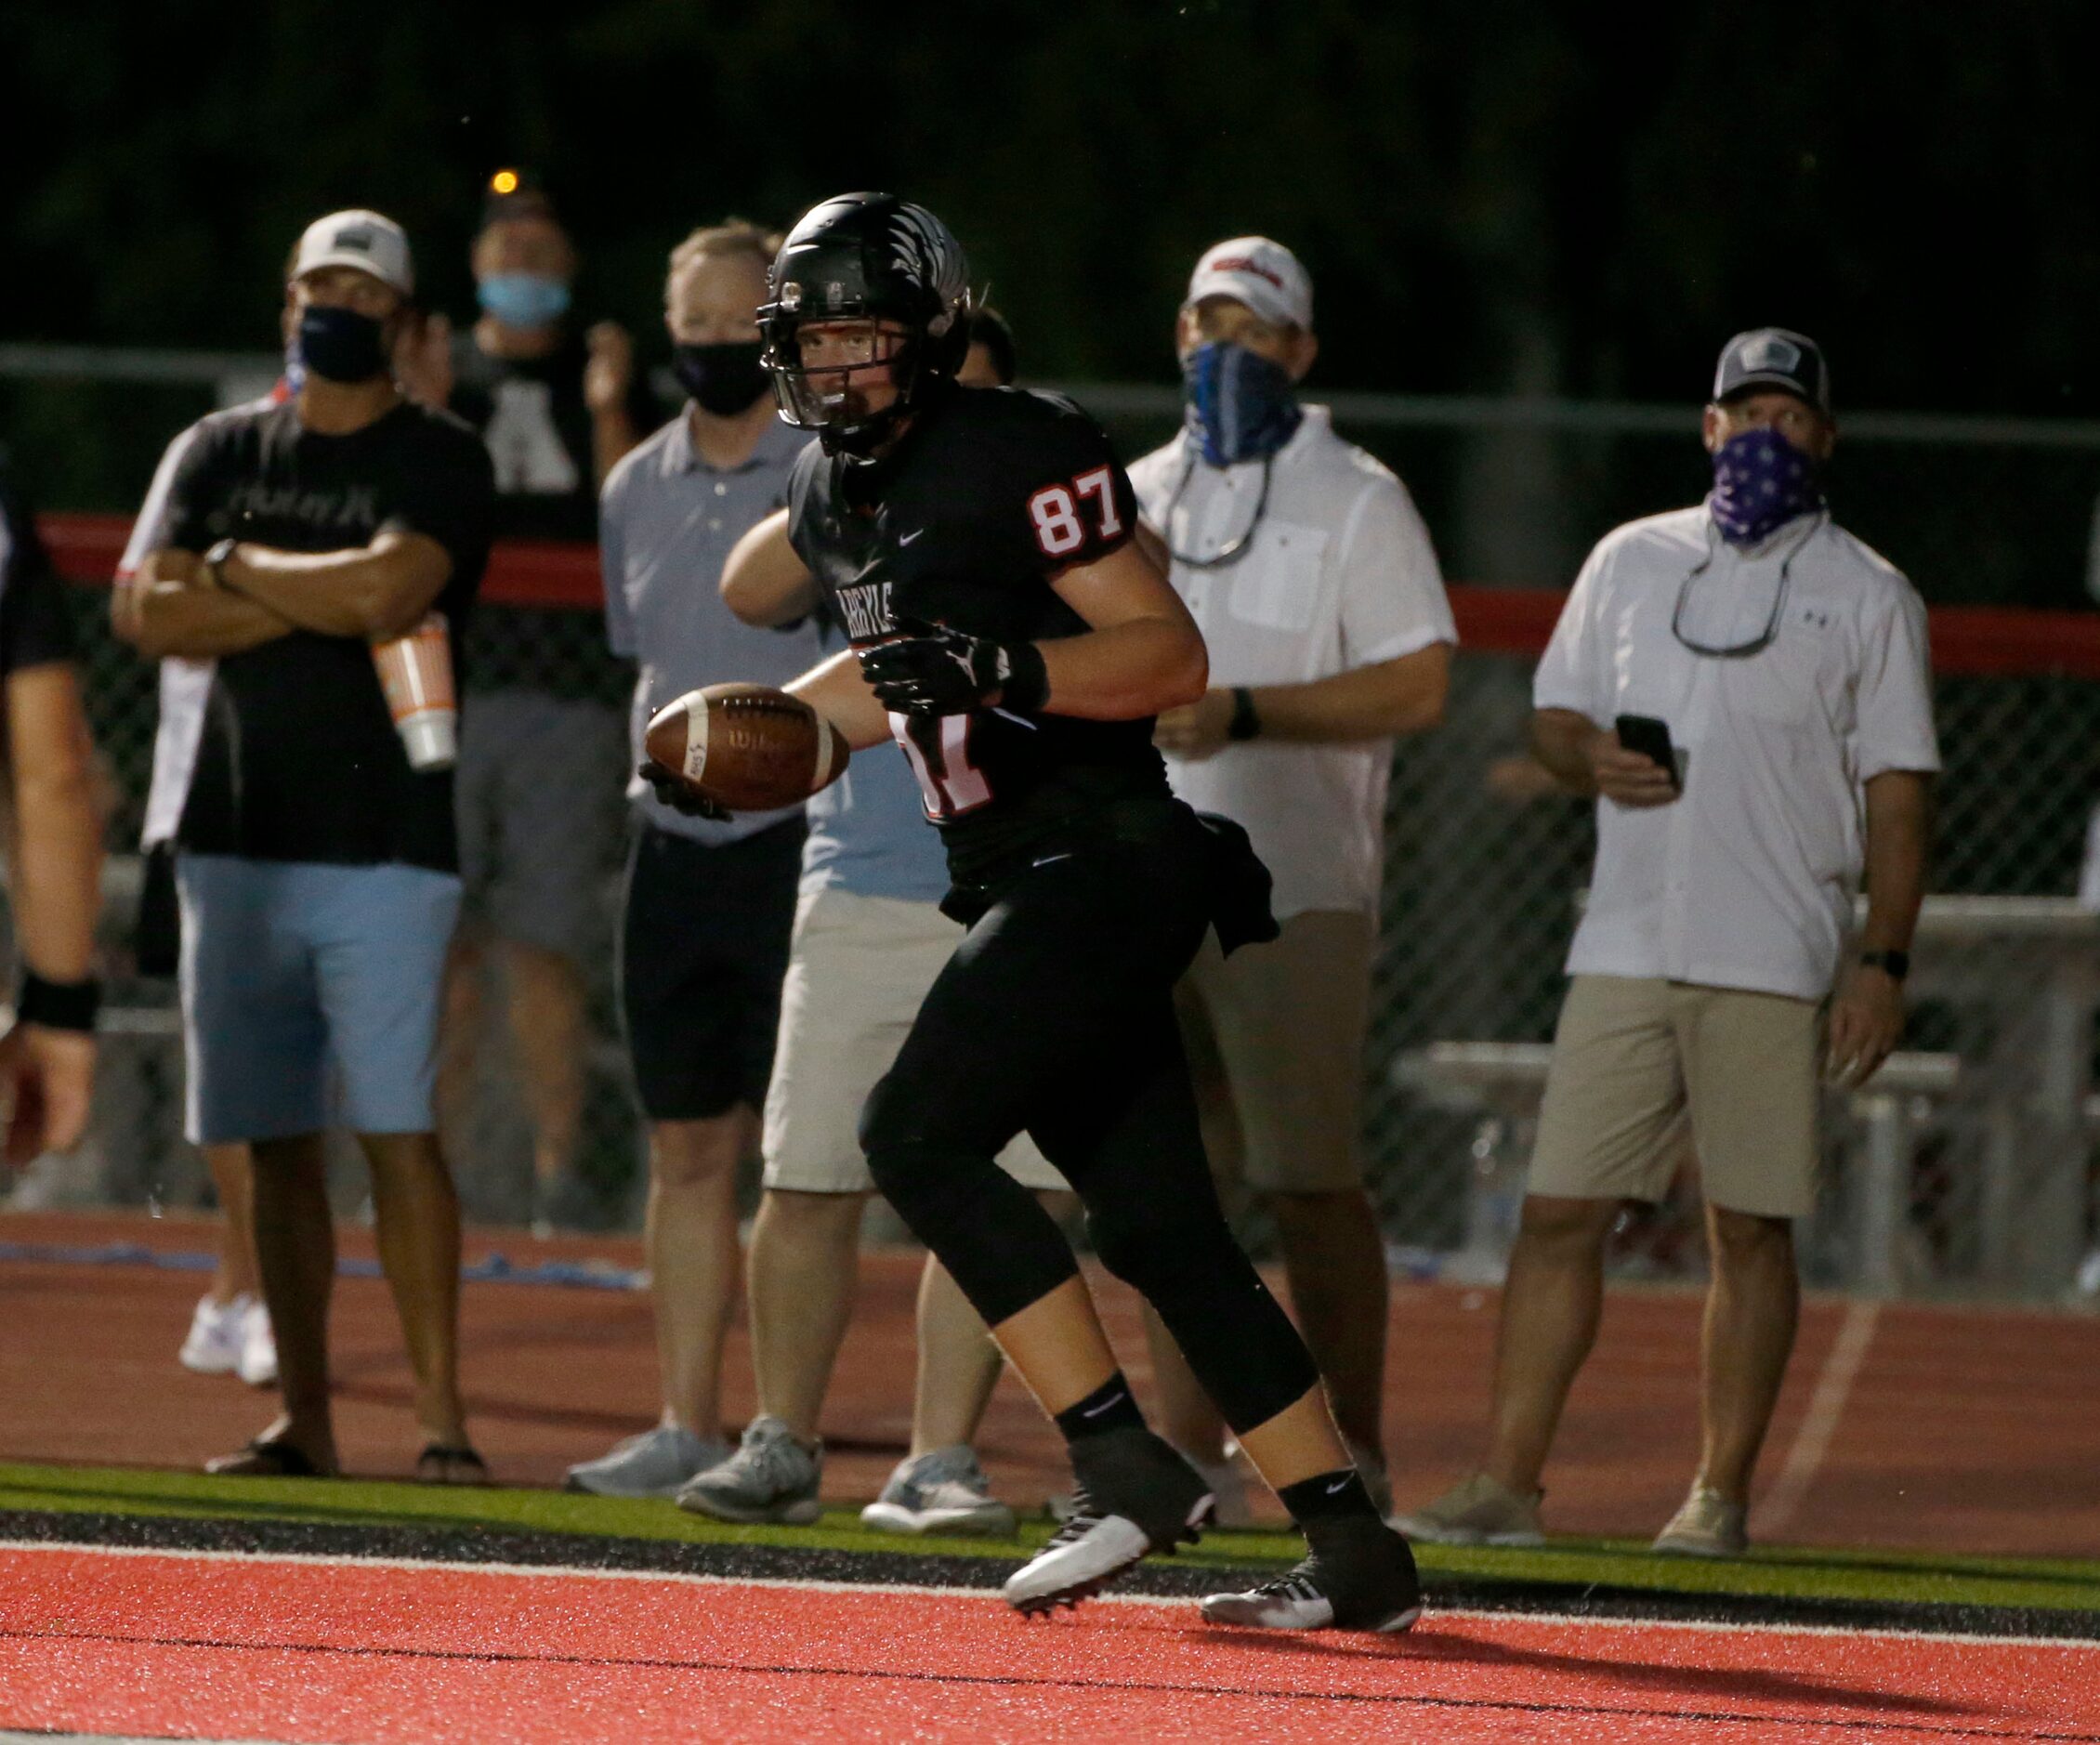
[[178, 1294, 248, 1376], [236, 1299, 277, 1387], [861, 1447, 1017, 1537]]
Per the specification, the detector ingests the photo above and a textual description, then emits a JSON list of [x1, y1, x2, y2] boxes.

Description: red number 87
[[1027, 466, 1124, 558]]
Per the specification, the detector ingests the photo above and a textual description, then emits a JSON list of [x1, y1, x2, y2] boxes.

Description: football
[[643, 683, 850, 812]]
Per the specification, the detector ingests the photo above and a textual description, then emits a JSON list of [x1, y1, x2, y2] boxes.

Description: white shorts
[[761, 886, 1063, 1195]]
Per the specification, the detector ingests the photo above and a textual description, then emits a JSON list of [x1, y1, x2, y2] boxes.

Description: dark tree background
[[6, 1, 2099, 595]]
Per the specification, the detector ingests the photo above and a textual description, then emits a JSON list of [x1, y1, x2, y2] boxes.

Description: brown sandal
[[416, 1442, 492, 1486]]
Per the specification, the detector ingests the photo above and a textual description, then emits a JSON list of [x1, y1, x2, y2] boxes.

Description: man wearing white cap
[[112, 210, 495, 1483], [1128, 237, 1457, 1517]]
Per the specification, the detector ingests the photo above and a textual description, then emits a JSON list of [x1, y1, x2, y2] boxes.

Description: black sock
[[1278, 1467, 1380, 1529], [1053, 1371, 1147, 1444]]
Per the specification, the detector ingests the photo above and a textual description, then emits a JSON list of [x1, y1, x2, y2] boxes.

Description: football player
[[702, 193, 1419, 1631]]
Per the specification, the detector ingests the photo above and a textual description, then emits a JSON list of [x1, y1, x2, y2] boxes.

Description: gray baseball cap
[[1713, 327, 1831, 413], [290, 209, 414, 297]]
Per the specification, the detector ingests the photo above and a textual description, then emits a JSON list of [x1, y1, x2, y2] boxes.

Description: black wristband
[[1859, 949, 1910, 981], [17, 971, 101, 1033], [1001, 641, 1049, 714], [1227, 686, 1262, 741]]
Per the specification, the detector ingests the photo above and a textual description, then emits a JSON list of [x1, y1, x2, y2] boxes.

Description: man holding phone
[[1396, 329, 1937, 1558]]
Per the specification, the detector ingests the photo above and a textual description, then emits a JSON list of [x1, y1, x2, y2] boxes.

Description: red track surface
[[6, 1210, 2100, 1555], [1, 1543, 2093, 1744]]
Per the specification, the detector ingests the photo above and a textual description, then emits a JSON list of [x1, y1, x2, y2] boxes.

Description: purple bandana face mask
[[1709, 424, 1824, 546]]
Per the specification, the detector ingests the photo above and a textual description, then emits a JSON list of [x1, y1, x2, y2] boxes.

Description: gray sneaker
[[565, 1424, 728, 1500], [676, 1415, 823, 1525], [861, 1447, 1017, 1537], [1651, 1485, 1749, 1558], [1390, 1472, 1545, 1547]]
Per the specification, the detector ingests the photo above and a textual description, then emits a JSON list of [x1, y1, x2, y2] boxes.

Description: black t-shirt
[[787, 385, 1165, 880], [0, 465, 76, 678], [148, 398, 494, 872], [447, 329, 654, 703]]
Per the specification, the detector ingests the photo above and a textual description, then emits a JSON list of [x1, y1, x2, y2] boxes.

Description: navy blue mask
[[673, 341, 769, 416], [1709, 425, 1824, 547], [1182, 340, 1303, 467], [296, 305, 389, 384]]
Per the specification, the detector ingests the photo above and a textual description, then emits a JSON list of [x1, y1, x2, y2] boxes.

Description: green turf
[[4, 1460, 2097, 1618]]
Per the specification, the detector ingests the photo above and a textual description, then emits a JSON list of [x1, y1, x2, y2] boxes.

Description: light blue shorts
[[177, 854, 463, 1144]]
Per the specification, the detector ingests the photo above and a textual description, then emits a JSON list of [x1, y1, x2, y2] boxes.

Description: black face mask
[[296, 304, 390, 384], [673, 341, 768, 416]]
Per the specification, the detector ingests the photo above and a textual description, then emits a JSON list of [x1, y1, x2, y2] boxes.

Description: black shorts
[[618, 817, 806, 1122]]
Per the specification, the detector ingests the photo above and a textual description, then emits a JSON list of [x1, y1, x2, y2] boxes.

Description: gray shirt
[[600, 409, 826, 844], [801, 741, 952, 906]]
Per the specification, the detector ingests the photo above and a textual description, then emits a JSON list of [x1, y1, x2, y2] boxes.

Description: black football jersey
[[786, 384, 1169, 879]]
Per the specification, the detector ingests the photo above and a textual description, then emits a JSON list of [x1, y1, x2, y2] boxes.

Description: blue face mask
[[1709, 424, 1825, 547], [477, 272, 571, 328], [1182, 340, 1303, 467]]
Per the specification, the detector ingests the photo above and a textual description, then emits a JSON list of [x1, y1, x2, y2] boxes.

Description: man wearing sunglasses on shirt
[[1125, 238, 1455, 1522], [1395, 328, 1937, 1559]]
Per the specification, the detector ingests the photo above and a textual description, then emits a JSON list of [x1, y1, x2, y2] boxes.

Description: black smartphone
[[1614, 714, 1681, 791]]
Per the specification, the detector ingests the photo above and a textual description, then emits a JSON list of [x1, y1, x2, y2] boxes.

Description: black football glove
[[637, 760, 730, 821], [857, 617, 1047, 718]]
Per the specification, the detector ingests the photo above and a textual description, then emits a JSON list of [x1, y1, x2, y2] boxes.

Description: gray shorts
[[177, 854, 462, 1144], [454, 689, 626, 966]]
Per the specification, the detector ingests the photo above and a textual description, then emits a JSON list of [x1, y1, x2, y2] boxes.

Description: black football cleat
[[1201, 1518, 1423, 1633], [1003, 1428, 1211, 1617]]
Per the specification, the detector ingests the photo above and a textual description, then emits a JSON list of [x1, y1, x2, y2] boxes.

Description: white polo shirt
[[1130, 408, 1455, 919], [1535, 505, 1939, 1001]]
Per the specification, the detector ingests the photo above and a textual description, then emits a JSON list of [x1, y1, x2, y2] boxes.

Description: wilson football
[[643, 683, 850, 812]]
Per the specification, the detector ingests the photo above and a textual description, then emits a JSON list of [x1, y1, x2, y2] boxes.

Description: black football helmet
[[759, 193, 972, 458]]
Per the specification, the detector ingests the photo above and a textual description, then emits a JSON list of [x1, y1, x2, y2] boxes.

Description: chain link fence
[[7, 358, 2100, 1301]]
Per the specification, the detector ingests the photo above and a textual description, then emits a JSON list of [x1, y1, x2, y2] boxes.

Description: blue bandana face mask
[[477, 272, 572, 328], [1182, 340, 1303, 467], [1709, 424, 1825, 547]]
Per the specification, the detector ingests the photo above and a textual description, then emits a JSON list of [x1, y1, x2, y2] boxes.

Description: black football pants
[[859, 821, 1320, 1437]]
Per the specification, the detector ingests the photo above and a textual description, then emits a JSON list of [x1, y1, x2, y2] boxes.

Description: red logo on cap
[[1209, 255, 1284, 291]]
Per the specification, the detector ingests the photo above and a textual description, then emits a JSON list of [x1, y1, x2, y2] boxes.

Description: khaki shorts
[[761, 886, 1062, 1194], [1528, 975, 1825, 1219], [1175, 909, 1372, 1195]]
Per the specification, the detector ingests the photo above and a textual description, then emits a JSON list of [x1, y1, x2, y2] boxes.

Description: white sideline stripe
[[0, 1536, 2093, 1653], [1759, 1299, 1881, 1538], [0, 1736, 276, 1745]]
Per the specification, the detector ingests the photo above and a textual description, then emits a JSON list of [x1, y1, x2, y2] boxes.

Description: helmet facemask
[[764, 313, 946, 459]]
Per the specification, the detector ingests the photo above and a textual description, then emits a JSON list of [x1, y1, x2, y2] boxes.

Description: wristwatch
[[1227, 687, 1262, 741], [1858, 949, 1910, 981], [202, 537, 239, 590]]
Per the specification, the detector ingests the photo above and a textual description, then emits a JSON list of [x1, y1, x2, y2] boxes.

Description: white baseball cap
[[289, 209, 414, 297], [1184, 236, 1313, 331]]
